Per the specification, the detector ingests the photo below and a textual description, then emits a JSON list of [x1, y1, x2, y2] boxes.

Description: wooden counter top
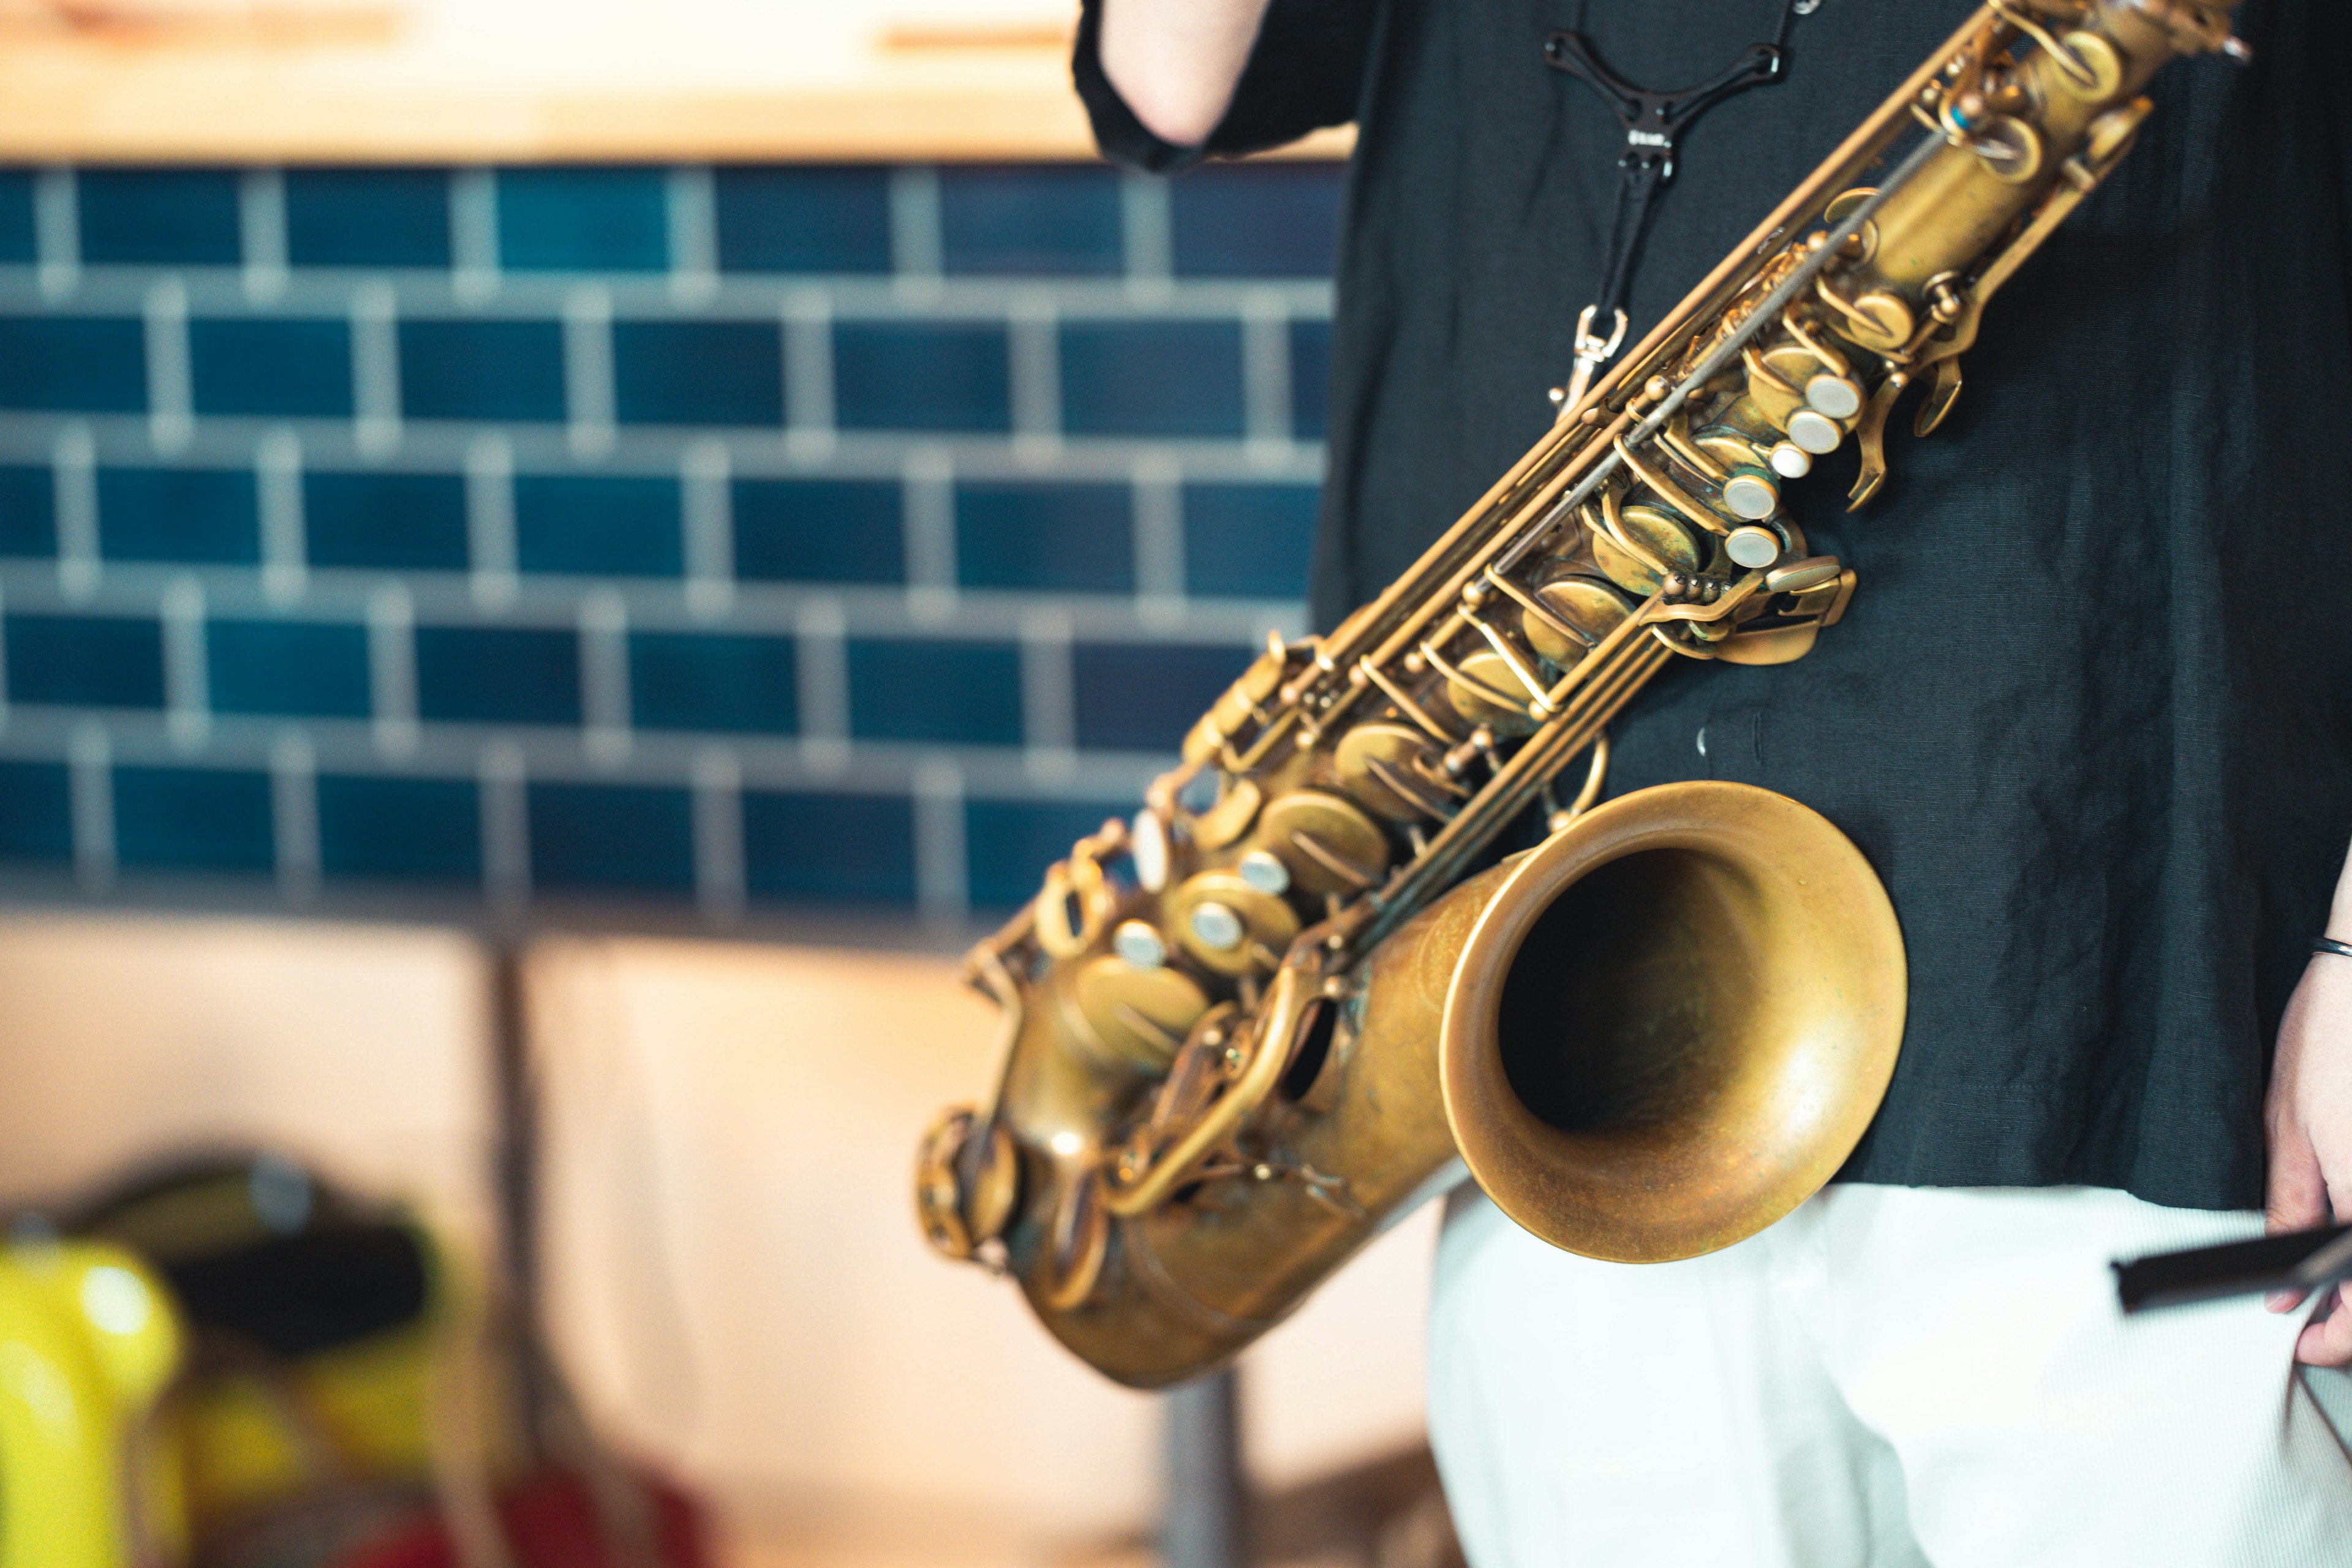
[[0, 2, 1354, 164]]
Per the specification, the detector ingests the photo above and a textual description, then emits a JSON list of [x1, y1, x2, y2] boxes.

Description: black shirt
[[1076, 0, 2352, 1211]]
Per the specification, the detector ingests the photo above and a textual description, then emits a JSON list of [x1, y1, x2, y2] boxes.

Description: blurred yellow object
[[0, 1238, 184, 1568]]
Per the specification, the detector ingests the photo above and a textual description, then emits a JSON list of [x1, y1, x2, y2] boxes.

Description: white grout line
[[1131, 450, 1188, 631], [901, 444, 957, 627], [270, 726, 319, 903], [51, 423, 99, 603], [464, 432, 518, 611], [666, 166, 720, 308], [255, 428, 306, 607], [349, 279, 402, 458], [792, 594, 850, 777], [1120, 173, 1175, 306], [1018, 608, 1077, 784], [239, 170, 290, 306], [367, 581, 419, 759], [578, 587, 631, 768], [143, 276, 195, 458], [32, 169, 77, 304], [478, 736, 530, 911], [563, 282, 617, 461], [690, 744, 746, 925], [1242, 289, 1295, 466], [680, 437, 734, 619], [888, 167, 944, 303], [782, 286, 836, 466], [67, 718, 114, 892], [911, 753, 969, 929], [160, 574, 209, 754], [449, 169, 500, 306], [1008, 289, 1063, 464]]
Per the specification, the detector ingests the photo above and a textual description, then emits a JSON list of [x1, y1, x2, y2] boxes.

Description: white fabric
[[1426, 1183, 2352, 1567]]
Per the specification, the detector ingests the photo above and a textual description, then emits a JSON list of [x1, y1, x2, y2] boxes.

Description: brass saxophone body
[[917, 0, 2245, 1389]]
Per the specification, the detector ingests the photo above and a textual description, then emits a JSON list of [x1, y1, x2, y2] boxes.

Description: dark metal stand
[[1163, 1368, 1247, 1568], [2116, 1221, 2352, 1313]]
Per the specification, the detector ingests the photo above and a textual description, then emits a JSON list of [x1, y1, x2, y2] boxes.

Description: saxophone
[[918, 0, 2245, 1389]]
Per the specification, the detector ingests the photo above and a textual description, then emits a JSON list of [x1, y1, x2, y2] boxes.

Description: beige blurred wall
[[0, 913, 1441, 1564]]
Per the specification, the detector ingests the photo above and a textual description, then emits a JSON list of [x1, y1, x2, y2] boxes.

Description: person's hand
[[2264, 941, 2352, 1366]]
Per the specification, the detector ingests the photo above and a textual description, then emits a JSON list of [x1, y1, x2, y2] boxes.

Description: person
[[1073, 0, 2352, 1562]]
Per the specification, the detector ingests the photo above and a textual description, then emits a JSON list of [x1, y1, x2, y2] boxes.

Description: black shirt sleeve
[[1072, 0, 1374, 173]]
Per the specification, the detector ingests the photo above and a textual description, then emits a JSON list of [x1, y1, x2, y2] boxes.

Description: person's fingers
[[2297, 1291, 2352, 1368], [2266, 1123, 2329, 1311]]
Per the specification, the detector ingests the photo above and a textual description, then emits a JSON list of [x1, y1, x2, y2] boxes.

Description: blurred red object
[[339, 1469, 706, 1568]]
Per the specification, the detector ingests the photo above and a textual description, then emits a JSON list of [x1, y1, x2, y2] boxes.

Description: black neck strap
[[1543, 1, 1809, 407]]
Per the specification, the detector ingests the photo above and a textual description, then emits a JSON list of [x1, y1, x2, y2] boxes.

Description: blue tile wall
[[207, 620, 373, 718], [940, 167, 1123, 277], [284, 169, 454, 268], [0, 157, 1344, 924], [0, 174, 35, 266], [498, 168, 671, 274], [399, 319, 567, 422], [956, 482, 1131, 594], [513, 473, 682, 578], [317, 774, 481, 883], [732, 478, 903, 584], [0, 464, 53, 557], [114, 765, 274, 872], [714, 168, 893, 274], [0, 760, 70, 862], [189, 318, 355, 418], [1061, 322, 1244, 438], [612, 321, 783, 428], [303, 470, 470, 570], [0, 317, 146, 412], [78, 172, 241, 266]]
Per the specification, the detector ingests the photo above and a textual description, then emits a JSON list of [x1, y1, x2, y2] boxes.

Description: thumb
[[2266, 1121, 2329, 1310]]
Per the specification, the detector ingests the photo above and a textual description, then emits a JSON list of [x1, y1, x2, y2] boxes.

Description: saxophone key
[[1256, 789, 1392, 897]]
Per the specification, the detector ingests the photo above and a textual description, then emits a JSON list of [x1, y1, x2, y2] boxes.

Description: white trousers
[[1426, 1184, 2352, 1567]]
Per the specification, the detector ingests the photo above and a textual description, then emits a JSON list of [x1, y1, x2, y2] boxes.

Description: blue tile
[[497, 168, 668, 273], [398, 319, 566, 423], [1184, 483, 1318, 599], [0, 761, 70, 863], [612, 320, 782, 428], [513, 473, 681, 578], [1291, 319, 1331, 442], [833, 323, 1010, 433], [284, 168, 452, 268], [0, 317, 147, 412], [0, 465, 55, 557], [317, 774, 480, 883], [0, 173, 36, 265], [303, 470, 469, 571], [1060, 322, 1243, 438], [714, 167, 892, 274], [5, 614, 164, 707], [629, 631, 796, 734], [113, 766, 273, 873], [732, 478, 902, 584], [413, 625, 579, 725], [97, 467, 259, 565], [207, 620, 371, 718], [743, 790, 914, 903], [939, 166, 1122, 277], [1170, 164, 1345, 278], [956, 482, 1131, 594], [847, 638, 1020, 747], [1072, 641, 1254, 751], [189, 317, 353, 418], [965, 798, 1129, 909], [77, 171, 241, 266], [528, 782, 693, 892]]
